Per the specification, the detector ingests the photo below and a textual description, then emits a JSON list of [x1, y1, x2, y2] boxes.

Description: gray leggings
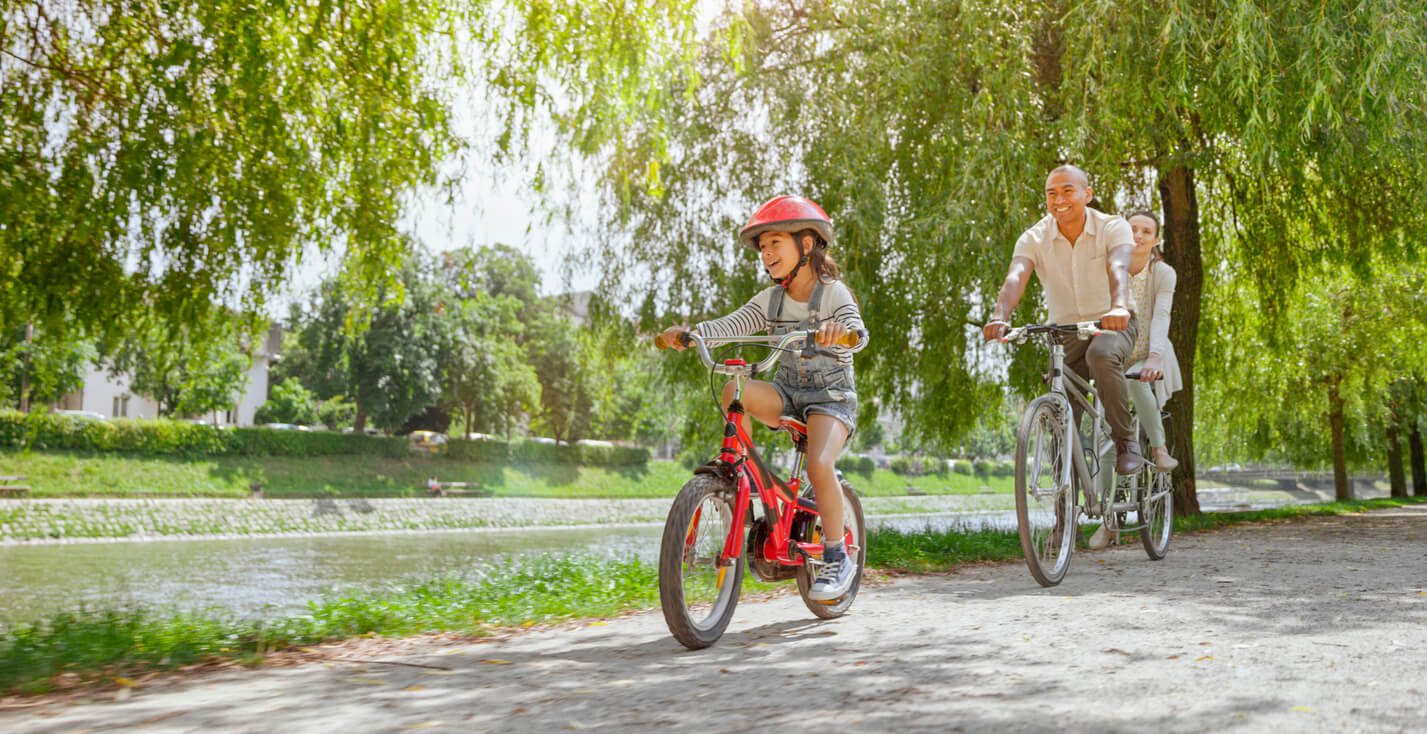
[[1127, 376, 1166, 448]]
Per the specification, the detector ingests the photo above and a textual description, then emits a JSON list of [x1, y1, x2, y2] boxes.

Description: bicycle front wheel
[[1014, 395, 1076, 586], [1139, 467, 1174, 560], [659, 474, 745, 649], [795, 479, 866, 619]]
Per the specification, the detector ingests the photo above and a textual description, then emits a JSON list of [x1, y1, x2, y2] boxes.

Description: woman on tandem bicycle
[[655, 195, 869, 648]]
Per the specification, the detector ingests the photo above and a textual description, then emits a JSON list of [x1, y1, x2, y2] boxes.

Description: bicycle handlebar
[[1000, 321, 1103, 344], [655, 328, 866, 376]]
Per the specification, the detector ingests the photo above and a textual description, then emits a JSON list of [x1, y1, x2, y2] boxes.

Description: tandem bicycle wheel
[[658, 474, 745, 649], [1139, 464, 1174, 560], [1014, 395, 1077, 586]]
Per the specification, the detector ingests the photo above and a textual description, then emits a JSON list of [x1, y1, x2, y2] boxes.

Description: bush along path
[[0, 494, 1018, 543], [0, 497, 1421, 698]]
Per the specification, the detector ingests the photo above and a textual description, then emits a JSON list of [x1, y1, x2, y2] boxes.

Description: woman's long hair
[[796, 228, 842, 281]]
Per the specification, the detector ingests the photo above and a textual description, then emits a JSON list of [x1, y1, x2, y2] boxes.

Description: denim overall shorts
[[768, 281, 858, 436]]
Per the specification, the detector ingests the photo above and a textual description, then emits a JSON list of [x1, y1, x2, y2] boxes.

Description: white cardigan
[[1134, 259, 1184, 407]]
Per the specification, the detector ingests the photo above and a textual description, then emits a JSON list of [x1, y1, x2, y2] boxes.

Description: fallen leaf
[[345, 678, 390, 686], [482, 659, 513, 665], [403, 722, 445, 730], [1290, 706, 1316, 714], [403, 686, 425, 691], [587, 622, 608, 626], [113, 677, 138, 688], [1195, 656, 1214, 662], [854, 661, 870, 666]]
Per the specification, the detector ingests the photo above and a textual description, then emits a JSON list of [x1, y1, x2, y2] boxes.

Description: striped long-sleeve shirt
[[694, 280, 868, 368]]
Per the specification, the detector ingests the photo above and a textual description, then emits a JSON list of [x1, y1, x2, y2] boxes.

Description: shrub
[[836, 455, 874, 477], [991, 460, 1014, 478], [973, 459, 992, 480], [447, 437, 649, 467], [952, 460, 972, 476], [889, 456, 912, 476]]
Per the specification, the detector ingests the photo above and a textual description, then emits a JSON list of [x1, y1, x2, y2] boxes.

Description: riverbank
[[0, 494, 1017, 543], [2, 496, 1423, 697], [0, 451, 1012, 499]]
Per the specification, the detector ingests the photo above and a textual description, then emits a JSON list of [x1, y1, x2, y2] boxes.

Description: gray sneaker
[[808, 545, 857, 600]]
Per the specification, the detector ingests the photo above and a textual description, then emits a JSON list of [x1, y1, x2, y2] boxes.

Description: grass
[[0, 450, 1013, 499], [0, 555, 780, 695], [7, 495, 1419, 696]]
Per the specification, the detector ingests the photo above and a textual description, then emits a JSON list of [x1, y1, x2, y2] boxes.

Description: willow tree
[[566, 0, 1427, 515], [0, 0, 697, 343]]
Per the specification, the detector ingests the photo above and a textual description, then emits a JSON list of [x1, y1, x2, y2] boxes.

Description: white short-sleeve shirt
[[1011, 209, 1136, 324]]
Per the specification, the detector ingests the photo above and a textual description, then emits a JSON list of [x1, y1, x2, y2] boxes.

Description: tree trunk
[[1328, 378, 1350, 501], [1158, 163, 1202, 516], [1410, 422, 1427, 497], [354, 407, 368, 432], [1386, 418, 1407, 498], [464, 400, 475, 439]]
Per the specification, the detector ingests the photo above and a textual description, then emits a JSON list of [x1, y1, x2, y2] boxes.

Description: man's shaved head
[[1047, 164, 1089, 188]]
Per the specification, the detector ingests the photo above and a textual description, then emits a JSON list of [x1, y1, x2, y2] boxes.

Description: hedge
[[0, 411, 407, 459], [447, 437, 650, 466], [0, 412, 652, 465]]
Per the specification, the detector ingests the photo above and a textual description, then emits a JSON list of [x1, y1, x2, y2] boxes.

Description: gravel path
[[5, 504, 1425, 733]]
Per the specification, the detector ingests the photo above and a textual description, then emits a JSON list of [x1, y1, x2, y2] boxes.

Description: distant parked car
[[408, 430, 448, 454], [263, 423, 299, 431], [55, 410, 106, 421], [341, 426, 384, 436], [576, 439, 615, 448], [465, 432, 496, 441], [530, 436, 558, 445]]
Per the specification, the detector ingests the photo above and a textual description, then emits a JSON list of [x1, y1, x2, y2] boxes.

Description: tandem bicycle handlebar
[[1000, 321, 1103, 345], [654, 328, 867, 377]]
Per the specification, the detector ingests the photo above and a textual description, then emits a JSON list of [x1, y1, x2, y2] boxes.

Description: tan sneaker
[[1088, 523, 1112, 550], [1152, 447, 1179, 472]]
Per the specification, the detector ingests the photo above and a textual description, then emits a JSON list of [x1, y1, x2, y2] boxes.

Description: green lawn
[[0, 450, 1014, 499]]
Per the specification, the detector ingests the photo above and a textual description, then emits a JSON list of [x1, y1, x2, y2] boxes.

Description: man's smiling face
[[1045, 170, 1091, 230]]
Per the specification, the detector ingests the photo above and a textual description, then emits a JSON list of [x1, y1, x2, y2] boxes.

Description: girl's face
[[1129, 214, 1161, 253], [757, 231, 807, 280]]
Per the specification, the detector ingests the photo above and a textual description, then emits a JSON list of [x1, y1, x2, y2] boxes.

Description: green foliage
[[952, 461, 972, 476], [446, 437, 650, 467], [0, 410, 406, 458], [253, 378, 320, 426], [836, 455, 875, 477], [108, 314, 256, 418], [0, 325, 95, 409]]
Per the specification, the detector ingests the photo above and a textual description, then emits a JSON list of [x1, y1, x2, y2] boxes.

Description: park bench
[[0, 475, 30, 498], [425, 478, 489, 497]]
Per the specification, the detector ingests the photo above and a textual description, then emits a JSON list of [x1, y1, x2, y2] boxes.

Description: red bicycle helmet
[[738, 195, 834, 251]]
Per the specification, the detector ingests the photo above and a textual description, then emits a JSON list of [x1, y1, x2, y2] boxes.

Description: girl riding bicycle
[[657, 195, 868, 600]]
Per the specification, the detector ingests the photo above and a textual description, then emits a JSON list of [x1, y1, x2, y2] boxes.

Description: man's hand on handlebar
[[654, 325, 690, 351], [1100, 306, 1130, 331], [984, 320, 1010, 342]]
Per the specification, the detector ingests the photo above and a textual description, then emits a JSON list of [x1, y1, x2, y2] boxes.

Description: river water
[[0, 494, 1289, 623], [0, 512, 1031, 623]]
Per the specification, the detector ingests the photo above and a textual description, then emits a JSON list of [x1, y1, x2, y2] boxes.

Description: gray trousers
[[1062, 315, 1139, 444]]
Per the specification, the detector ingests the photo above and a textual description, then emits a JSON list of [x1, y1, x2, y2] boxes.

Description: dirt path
[[6, 505, 1426, 733]]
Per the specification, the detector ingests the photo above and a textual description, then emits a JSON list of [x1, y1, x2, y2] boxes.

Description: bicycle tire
[[1014, 394, 1076, 586], [1139, 467, 1174, 560], [795, 479, 866, 618], [659, 474, 745, 649]]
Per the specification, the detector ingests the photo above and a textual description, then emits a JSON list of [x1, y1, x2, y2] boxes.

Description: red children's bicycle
[[653, 328, 866, 649]]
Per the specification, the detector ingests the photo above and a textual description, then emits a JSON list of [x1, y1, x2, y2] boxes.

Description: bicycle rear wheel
[[659, 474, 745, 649], [1014, 395, 1076, 586], [1139, 467, 1174, 560], [796, 479, 866, 618]]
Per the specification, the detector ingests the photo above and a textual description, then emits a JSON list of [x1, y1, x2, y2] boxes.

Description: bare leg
[[805, 413, 850, 541], [720, 380, 783, 438]]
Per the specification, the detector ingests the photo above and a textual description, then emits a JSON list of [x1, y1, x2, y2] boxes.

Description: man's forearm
[[1106, 246, 1132, 310], [992, 260, 1033, 321]]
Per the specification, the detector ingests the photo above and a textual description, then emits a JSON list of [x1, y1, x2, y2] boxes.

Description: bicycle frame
[[1010, 324, 1151, 521]]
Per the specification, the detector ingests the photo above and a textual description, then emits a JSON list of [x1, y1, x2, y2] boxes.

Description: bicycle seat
[[778, 416, 809, 452]]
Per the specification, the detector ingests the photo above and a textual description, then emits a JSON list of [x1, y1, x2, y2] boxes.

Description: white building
[[56, 324, 282, 426]]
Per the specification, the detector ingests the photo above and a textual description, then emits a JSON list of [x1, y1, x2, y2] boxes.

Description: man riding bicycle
[[983, 165, 1144, 475]]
